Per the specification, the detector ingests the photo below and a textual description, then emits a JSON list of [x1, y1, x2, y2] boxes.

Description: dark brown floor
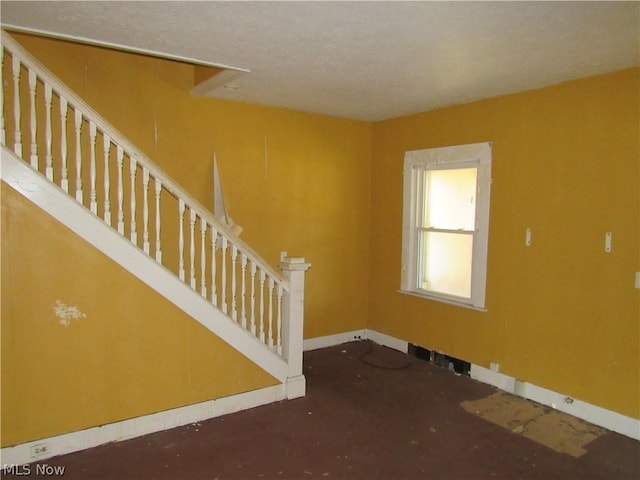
[[6, 341, 640, 479]]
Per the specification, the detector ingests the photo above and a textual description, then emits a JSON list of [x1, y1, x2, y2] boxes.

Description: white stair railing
[[0, 31, 309, 380]]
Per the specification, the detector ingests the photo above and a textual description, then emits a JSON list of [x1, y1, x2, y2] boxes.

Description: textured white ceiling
[[2, 1, 638, 121]]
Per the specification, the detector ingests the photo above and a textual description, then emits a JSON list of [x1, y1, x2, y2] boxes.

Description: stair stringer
[[1, 146, 289, 383]]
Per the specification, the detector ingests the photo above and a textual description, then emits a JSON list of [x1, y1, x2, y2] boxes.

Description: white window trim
[[400, 142, 492, 310]]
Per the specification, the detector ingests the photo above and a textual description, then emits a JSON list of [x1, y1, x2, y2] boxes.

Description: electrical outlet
[[635, 272, 640, 289], [30, 443, 49, 458]]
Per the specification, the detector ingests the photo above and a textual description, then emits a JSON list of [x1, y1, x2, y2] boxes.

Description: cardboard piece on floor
[[460, 391, 606, 457]]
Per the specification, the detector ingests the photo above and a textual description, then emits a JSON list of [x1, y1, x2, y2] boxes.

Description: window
[[401, 142, 492, 309]]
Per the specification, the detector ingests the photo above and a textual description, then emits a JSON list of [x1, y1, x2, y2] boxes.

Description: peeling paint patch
[[53, 300, 86, 326]]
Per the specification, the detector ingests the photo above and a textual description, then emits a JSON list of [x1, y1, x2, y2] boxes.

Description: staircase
[[1, 32, 309, 401]]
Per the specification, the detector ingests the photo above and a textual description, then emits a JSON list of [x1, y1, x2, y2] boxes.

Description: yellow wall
[[370, 69, 640, 419], [1, 183, 277, 446], [2, 30, 638, 448]]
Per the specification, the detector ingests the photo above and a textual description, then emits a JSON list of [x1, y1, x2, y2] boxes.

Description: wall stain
[[53, 300, 86, 327]]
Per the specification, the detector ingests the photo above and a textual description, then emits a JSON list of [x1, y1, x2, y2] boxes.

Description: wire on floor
[[358, 340, 412, 370]]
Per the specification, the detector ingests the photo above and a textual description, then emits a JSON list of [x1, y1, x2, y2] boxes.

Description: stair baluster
[[200, 217, 207, 297], [89, 121, 98, 214], [12, 55, 21, 157], [268, 277, 274, 349], [250, 261, 257, 335], [189, 208, 196, 289], [116, 146, 124, 233], [74, 108, 82, 203], [240, 253, 248, 329], [154, 177, 162, 262], [44, 84, 53, 180], [231, 244, 238, 321], [129, 155, 137, 244], [142, 167, 150, 254], [220, 236, 228, 314], [103, 134, 112, 225], [28, 68, 38, 169], [259, 269, 266, 343], [277, 283, 283, 354], [59, 96, 69, 193], [210, 224, 218, 306]]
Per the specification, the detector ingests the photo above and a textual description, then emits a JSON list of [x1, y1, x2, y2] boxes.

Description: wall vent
[[408, 344, 470, 376]]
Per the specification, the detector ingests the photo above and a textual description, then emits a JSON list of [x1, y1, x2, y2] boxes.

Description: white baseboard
[[303, 329, 366, 351], [470, 364, 517, 393], [302, 329, 408, 353], [304, 329, 640, 441], [0, 384, 286, 466], [470, 365, 640, 441], [5, 330, 637, 466], [365, 329, 409, 353]]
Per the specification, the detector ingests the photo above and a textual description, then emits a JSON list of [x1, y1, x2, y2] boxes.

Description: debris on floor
[[460, 391, 606, 457]]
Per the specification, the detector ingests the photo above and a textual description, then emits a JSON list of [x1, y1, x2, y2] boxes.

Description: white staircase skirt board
[[0, 384, 287, 466], [1, 147, 288, 383], [304, 329, 640, 440]]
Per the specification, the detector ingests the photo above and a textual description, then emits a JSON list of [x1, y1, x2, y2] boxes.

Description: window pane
[[418, 231, 473, 298], [422, 168, 477, 230]]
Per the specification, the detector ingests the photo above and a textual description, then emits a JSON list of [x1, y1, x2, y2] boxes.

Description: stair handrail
[[0, 30, 287, 289]]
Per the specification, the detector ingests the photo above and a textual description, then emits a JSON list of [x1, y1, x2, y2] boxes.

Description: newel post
[[279, 256, 311, 399]]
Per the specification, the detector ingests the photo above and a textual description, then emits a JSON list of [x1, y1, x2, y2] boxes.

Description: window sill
[[397, 289, 488, 312]]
